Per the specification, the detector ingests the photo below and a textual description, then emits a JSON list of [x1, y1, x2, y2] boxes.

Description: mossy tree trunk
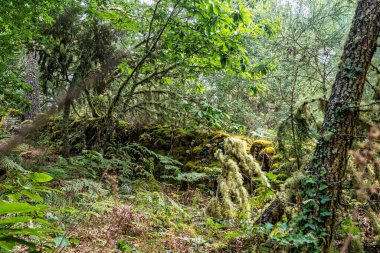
[[301, 0, 380, 251]]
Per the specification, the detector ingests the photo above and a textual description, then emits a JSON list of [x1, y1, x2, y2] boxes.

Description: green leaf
[[54, 236, 69, 247], [263, 222, 273, 231], [0, 216, 32, 225], [319, 184, 328, 191], [352, 226, 360, 235], [21, 190, 43, 202], [305, 177, 316, 184], [266, 172, 277, 181], [0, 236, 37, 250], [34, 218, 53, 227], [0, 203, 38, 215], [320, 195, 330, 204], [0, 228, 59, 236], [117, 240, 133, 252], [344, 73, 354, 79], [321, 211, 332, 217], [30, 173, 53, 183]]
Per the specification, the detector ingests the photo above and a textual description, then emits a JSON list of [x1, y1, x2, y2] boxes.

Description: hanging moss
[[207, 137, 269, 219]]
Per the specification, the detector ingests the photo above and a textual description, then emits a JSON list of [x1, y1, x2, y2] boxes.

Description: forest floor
[[6, 122, 380, 253]]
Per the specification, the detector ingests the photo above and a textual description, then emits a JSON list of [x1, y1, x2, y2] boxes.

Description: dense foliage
[[1, 0, 380, 252]]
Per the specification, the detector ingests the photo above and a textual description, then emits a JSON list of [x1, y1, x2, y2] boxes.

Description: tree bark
[[24, 49, 40, 120], [302, 0, 380, 251]]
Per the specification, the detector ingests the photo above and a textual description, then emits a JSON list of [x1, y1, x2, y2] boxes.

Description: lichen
[[207, 137, 270, 219]]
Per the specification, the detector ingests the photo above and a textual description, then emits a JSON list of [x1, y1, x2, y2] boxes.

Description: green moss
[[12, 144, 30, 154], [259, 146, 276, 156], [251, 139, 272, 149], [201, 167, 222, 175], [276, 174, 288, 181], [0, 117, 6, 129], [183, 161, 202, 172], [375, 235, 380, 244], [271, 163, 280, 170], [192, 146, 203, 153], [139, 132, 152, 143], [272, 154, 283, 162], [211, 130, 231, 140], [208, 161, 221, 168], [118, 120, 130, 128], [174, 128, 197, 145]]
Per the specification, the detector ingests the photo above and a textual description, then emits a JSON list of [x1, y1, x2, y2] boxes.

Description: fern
[[115, 143, 183, 180], [45, 179, 109, 209], [0, 157, 26, 173]]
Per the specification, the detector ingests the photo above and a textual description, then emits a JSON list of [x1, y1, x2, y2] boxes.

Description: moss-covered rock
[[259, 146, 276, 156], [251, 139, 272, 149], [250, 139, 282, 171]]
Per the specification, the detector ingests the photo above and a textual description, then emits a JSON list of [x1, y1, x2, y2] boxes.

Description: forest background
[[0, 0, 380, 252]]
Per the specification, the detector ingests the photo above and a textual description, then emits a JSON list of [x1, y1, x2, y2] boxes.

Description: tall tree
[[24, 49, 40, 120], [300, 0, 380, 251], [40, 6, 117, 157]]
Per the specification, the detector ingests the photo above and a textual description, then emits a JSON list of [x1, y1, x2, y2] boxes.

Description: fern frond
[[0, 157, 27, 173]]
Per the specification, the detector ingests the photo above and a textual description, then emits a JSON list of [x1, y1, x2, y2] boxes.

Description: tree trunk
[[62, 101, 71, 157], [61, 80, 79, 157], [24, 49, 40, 120], [301, 0, 380, 251]]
